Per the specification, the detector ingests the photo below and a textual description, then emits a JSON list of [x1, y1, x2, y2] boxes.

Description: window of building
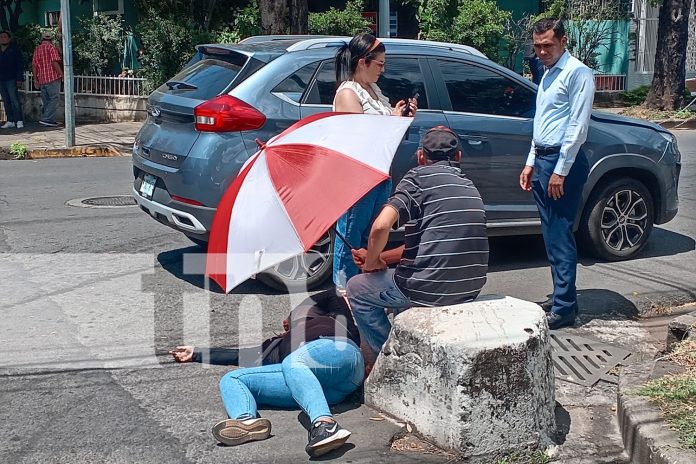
[[436, 59, 535, 118], [45, 11, 60, 27], [94, 0, 125, 16]]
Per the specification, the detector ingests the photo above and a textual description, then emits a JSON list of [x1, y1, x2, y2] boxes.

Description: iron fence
[[595, 74, 626, 92], [21, 72, 147, 97]]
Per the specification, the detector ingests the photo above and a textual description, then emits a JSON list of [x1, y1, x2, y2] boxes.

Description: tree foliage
[[308, 0, 370, 36], [415, 0, 511, 62], [0, 0, 30, 33], [73, 15, 125, 75], [535, 0, 631, 70]]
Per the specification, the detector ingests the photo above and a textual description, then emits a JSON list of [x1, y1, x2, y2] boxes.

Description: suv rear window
[[156, 53, 249, 100]]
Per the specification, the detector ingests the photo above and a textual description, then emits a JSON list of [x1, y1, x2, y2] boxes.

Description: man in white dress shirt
[[519, 18, 595, 330]]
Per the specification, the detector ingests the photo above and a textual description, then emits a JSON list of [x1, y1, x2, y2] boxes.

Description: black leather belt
[[535, 145, 561, 156]]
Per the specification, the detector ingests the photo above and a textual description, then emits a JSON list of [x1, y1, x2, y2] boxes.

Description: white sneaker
[[1, 122, 15, 129], [16, 121, 24, 129]]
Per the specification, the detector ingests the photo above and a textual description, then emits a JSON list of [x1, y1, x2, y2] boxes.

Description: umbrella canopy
[[206, 112, 413, 292]]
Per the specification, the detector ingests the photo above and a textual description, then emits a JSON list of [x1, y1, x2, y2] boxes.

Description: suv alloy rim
[[270, 233, 332, 281], [601, 189, 649, 251]]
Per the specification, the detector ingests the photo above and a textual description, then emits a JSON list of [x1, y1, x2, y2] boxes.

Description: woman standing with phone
[[332, 32, 417, 292]]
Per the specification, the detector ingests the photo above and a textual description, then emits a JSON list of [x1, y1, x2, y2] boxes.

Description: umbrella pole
[[331, 226, 354, 250]]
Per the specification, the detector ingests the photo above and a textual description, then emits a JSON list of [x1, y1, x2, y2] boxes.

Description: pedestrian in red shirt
[[32, 31, 62, 127]]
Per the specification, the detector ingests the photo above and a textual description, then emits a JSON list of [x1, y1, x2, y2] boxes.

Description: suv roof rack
[[239, 35, 337, 44], [285, 36, 487, 59]]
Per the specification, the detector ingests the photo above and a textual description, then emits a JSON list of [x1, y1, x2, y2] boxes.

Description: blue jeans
[[40, 79, 61, 123], [532, 151, 589, 317], [333, 180, 392, 290], [0, 80, 22, 123], [219, 338, 364, 423], [345, 269, 412, 354]]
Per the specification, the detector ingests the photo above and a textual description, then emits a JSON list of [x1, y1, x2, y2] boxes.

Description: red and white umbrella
[[206, 112, 413, 292]]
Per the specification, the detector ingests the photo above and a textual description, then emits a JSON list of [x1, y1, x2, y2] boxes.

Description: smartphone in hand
[[401, 91, 420, 116]]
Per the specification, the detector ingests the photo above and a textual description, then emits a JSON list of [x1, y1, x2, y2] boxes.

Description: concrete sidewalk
[[0, 121, 140, 156]]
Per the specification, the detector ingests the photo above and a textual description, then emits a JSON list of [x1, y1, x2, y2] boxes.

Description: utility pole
[[60, 0, 75, 147], [378, 0, 390, 38]]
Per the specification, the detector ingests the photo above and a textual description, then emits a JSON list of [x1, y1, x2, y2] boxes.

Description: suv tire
[[257, 231, 334, 292], [580, 177, 654, 261]]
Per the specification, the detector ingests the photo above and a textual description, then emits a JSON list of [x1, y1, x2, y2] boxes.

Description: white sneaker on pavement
[[1, 122, 15, 129], [16, 121, 24, 129]]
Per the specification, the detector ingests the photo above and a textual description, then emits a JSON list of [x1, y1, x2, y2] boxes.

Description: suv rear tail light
[[194, 95, 266, 132]]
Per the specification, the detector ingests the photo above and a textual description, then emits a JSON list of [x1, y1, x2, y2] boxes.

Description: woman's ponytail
[[335, 43, 351, 85]]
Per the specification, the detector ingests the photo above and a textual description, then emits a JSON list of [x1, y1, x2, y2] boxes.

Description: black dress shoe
[[547, 310, 577, 330], [537, 298, 553, 312]]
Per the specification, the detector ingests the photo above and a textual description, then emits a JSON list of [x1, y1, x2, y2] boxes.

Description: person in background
[[519, 18, 595, 330], [0, 30, 24, 129], [332, 32, 417, 293], [32, 31, 63, 127], [524, 41, 545, 85]]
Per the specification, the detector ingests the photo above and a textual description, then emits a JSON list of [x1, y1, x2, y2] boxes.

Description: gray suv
[[132, 36, 681, 291]]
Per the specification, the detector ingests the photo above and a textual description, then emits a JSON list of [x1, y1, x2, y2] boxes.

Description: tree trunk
[[259, 0, 288, 35], [645, 0, 693, 110], [289, 0, 308, 34]]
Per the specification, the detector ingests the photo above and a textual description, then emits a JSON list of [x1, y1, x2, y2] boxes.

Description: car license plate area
[[140, 174, 157, 199]]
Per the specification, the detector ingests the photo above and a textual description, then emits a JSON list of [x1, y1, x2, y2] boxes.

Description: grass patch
[[494, 450, 549, 464], [620, 106, 696, 121], [638, 369, 696, 451]]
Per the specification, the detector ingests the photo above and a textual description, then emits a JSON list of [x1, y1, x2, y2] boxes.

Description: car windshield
[[157, 53, 248, 100]]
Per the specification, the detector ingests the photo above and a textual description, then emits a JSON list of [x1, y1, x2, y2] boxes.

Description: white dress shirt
[[525, 50, 595, 176]]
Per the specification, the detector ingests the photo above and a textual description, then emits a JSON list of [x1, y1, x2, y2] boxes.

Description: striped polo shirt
[[387, 161, 488, 307]]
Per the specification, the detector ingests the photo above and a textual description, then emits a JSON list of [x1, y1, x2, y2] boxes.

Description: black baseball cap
[[421, 126, 461, 161]]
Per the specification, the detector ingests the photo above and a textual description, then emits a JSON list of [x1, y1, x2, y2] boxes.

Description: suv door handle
[[458, 134, 489, 146]]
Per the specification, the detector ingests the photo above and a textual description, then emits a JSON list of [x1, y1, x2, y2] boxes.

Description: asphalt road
[[1, 130, 694, 463]]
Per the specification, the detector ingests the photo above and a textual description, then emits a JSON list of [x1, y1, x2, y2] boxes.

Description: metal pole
[[378, 0, 390, 38], [60, 0, 75, 147]]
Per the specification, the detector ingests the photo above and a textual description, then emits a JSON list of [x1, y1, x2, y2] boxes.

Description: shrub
[[73, 15, 125, 75], [137, 13, 209, 91], [622, 85, 650, 105], [308, 0, 371, 36], [449, 0, 511, 62], [415, 0, 510, 62], [9, 142, 27, 160]]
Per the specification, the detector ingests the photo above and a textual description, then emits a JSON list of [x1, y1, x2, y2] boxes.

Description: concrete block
[[364, 295, 556, 461]]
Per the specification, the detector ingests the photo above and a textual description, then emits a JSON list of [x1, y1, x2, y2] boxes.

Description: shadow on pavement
[[576, 288, 640, 325], [554, 402, 571, 445], [157, 246, 284, 296], [488, 227, 694, 273]]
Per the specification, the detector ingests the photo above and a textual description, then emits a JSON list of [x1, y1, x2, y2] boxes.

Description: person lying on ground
[[171, 288, 363, 457], [346, 126, 489, 361], [170, 287, 357, 366]]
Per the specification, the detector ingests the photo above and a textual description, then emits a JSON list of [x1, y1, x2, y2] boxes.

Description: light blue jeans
[[219, 338, 364, 423], [40, 79, 61, 123], [333, 179, 392, 290], [345, 269, 412, 354]]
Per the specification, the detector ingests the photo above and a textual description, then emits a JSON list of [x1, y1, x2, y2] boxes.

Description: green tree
[[414, 0, 510, 62], [308, 0, 370, 36], [73, 15, 125, 75], [449, 0, 511, 62]]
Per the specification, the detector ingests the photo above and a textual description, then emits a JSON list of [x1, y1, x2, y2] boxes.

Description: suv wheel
[[257, 231, 334, 292], [580, 178, 654, 261]]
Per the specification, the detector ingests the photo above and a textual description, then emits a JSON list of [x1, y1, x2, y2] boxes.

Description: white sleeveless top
[[332, 80, 393, 115]]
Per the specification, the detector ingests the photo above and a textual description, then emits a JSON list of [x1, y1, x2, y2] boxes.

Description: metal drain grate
[[549, 333, 631, 386], [67, 196, 137, 208]]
